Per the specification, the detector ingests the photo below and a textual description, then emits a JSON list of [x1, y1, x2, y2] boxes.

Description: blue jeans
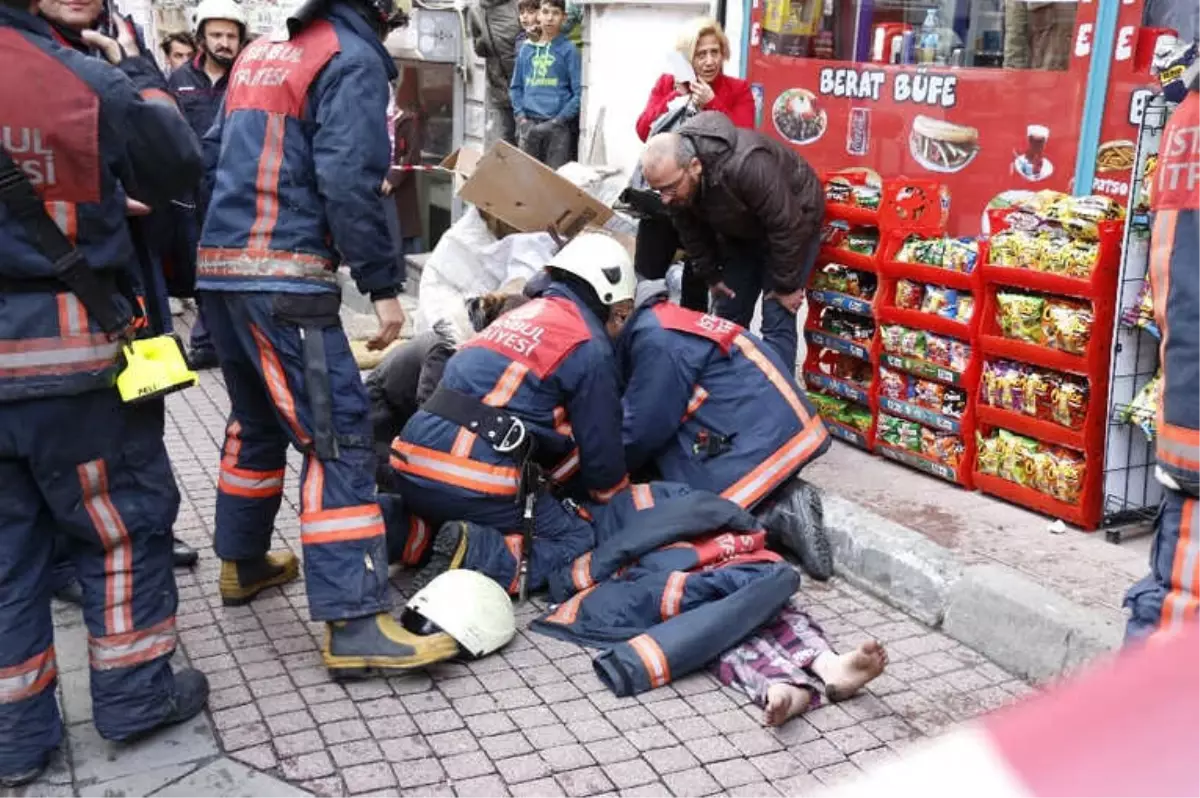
[[711, 237, 819, 373]]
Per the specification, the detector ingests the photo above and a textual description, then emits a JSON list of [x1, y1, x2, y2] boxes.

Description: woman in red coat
[[633, 17, 754, 309]]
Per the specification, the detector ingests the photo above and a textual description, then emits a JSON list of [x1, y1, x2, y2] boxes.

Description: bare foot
[[763, 684, 812, 727], [812, 641, 889, 702]]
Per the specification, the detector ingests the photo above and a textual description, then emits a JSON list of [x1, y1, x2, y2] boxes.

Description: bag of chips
[[1050, 447, 1086, 504], [955, 294, 975, 323], [941, 238, 978, 273], [998, 430, 1039, 485], [895, 280, 924, 310], [921, 286, 956, 318], [996, 291, 1046, 344], [977, 431, 1002, 476], [1043, 300, 1094, 355], [879, 367, 908, 400], [896, 235, 945, 266], [1050, 377, 1089, 429]]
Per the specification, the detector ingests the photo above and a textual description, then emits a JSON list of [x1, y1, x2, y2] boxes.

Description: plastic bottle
[[918, 8, 940, 65]]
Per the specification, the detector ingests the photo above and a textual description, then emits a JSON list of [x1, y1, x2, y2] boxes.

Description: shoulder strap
[[0, 146, 133, 338]]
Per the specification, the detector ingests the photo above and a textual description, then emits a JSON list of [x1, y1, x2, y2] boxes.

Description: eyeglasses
[[651, 171, 688, 200]]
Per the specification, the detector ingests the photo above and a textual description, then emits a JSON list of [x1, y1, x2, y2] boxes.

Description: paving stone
[[341, 761, 397, 794], [684, 690, 740, 716], [467, 712, 518, 737], [942, 667, 992, 693], [274, 729, 325, 758], [438, 675, 486, 698], [813, 761, 862, 786], [390, 673, 435, 694], [231, 743, 278, 771], [509, 705, 559, 728], [542, 743, 596, 773], [343, 680, 394, 701], [825, 724, 883, 755], [481, 731, 533, 759], [526, 726, 576, 755], [218, 721, 273, 752], [297, 776, 347, 797], [212, 702, 262, 731], [505, 647, 552, 669], [850, 746, 898, 771], [726, 781, 782, 797], [646, 697, 695, 722], [265, 709, 316, 736], [661, 767, 721, 797], [330, 739, 384, 768], [321, 718, 370, 744], [78, 763, 202, 797], [454, 693, 501, 717], [380, 735, 432, 763], [596, 756, 657, 790], [707, 708, 758, 735], [839, 693, 893, 721], [864, 673, 908, 696], [558, 654, 595, 676], [556, 766, 615, 796], [311, 699, 360, 724], [560, 720, 614, 746], [358, 696, 405, 719], [861, 715, 921, 744], [776, 772, 824, 796], [69, 713, 220, 784], [366, 713, 419, 740], [403, 690, 452, 713], [427, 729, 480, 757], [642, 744, 698, 775], [279, 751, 336, 781], [794, 738, 848, 770], [442, 750, 496, 780], [454, 774, 511, 797], [510, 777, 567, 797], [261, 692, 307, 717], [496, 686, 544, 710], [553, 697, 603, 724], [414, 708, 465, 734], [393, 758, 446, 788], [496, 753, 552, 783], [750, 751, 806, 781], [617, 782, 672, 797], [624, 726, 677, 752], [890, 635, 952, 658], [585, 737, 638, 765], [607, 706, 657, 732], [154, 758, 306, 797], [914, 651, 968, 675], [727, 728, 784, 757], [587, 690, 628, 712], [683, 735, 741, 763], [208, 684, 253, 712], [708, 758, 763, 789]]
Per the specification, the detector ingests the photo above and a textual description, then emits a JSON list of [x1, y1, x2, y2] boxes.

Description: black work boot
[[757, 478, 833, 581], [0, 754, 50, 788], [323, 614, 459, 680], [219, 552, 299, 606], [172, 536, 199, 568], [118, 668, 210, 743], [409, 521, 469, 594]]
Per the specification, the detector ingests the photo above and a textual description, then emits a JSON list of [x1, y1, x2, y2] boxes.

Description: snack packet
[[925, 333, 950, 366], [1043, 300, 1094, 355], [843, 228, 879, 255], [895, 280, 924, 310], [901, 328, 927, 359], [941, 237, 978, 273], [897, 235, 945, 266], [977, 432, 1002, 476], [1050, 377, 1089, 430], [996, 291, 1046, 344], [840, 405, 874, 433], [809, 392, 849, 420], [921, 286, 956, 318], [1064, 239, 1099, 278], [879, 367, 909, 400], [955, 293, 975, 323], [1121, 274, 1158, 336], [1050, 447, 1086, 504], [998, 430, 1039, 485], [881, 325, 905, 353], [1125, 373, 1161, 441]]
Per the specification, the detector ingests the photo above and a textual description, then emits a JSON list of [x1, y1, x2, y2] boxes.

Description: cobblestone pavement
[[8, 326, 1033, 798]]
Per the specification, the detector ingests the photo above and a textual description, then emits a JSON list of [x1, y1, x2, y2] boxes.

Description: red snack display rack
[[972, 211, 1123, 530], [869, 210, 980, 488]]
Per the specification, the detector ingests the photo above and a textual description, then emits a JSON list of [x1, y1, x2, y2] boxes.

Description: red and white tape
[[823, 622, 1200, 797]]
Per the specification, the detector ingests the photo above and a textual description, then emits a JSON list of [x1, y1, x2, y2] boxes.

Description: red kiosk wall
[[745, 2, 1153, 236]]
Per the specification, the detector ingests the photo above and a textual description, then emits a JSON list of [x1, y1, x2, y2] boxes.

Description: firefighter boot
[[116, 668, 211, 743], [757, 478, 833, 581], [409, 521, 470, 593], [219, 551, 300, 606], [323, 613, 459, 679]]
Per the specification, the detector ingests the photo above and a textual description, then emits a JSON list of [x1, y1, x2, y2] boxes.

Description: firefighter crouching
[[1124, 49, 1200, 641], [617, 280, 833, 579], [0, 0, 208, 784], [197, 0, 456, 677], [390, 233, 635, 597]]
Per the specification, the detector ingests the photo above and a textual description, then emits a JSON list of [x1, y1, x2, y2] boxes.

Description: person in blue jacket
[[509, 0, 580, 167], [390, 232, 635, 596], [617, 280, 834, 578], [166, 0, 248, 370], [197, 0, 436, 677], [0, 0, 209, 783]]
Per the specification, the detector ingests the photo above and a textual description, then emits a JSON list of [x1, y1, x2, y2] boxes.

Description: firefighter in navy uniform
[[0, 0, 208, 785], [390, 233, 635, 598], [617, 280, 833, 579], [197, 0, 453, 677], [1124, 45, 1200, 641]]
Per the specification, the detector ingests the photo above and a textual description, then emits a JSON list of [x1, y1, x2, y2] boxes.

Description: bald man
[[640, 111, 823, 370]]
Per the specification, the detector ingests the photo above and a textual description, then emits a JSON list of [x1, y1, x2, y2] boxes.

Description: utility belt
[[0, 146, 196, 403], [422, 385, 545, 600]]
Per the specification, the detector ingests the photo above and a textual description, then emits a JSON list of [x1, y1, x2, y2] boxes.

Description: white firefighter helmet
[[192, 0, 247, 33], [547, 232, 636, 306], [405, 570, 516, 658]]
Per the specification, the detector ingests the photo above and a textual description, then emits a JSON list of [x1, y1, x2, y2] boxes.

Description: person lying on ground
[[617, 279, 833, 578]]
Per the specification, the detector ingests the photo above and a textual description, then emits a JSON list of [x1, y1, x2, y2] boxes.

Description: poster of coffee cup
[[1095, 139, 1135, 173], [772, 88, 827, 145], [1014, 124, 1053, 182], [908, 115, 980, 173]]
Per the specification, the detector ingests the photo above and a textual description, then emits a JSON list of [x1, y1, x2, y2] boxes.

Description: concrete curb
[[822, 494, 1124, 683]]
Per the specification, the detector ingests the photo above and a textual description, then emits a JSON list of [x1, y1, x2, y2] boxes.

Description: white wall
[[580, 0, 738, 178]]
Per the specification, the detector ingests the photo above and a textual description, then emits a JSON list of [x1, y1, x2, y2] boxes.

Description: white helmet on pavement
[[548, 232, 636, 306], [404, 570, 516, 658], [192, 0, 248, 34]]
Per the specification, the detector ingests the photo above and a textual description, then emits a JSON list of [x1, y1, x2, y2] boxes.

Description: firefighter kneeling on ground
[[1124, 43, 1200, 641], [389, 232, 636, 598], [0, 0, 209, 784], [616, 279, 835, 579], [196, 0, 441, 677]]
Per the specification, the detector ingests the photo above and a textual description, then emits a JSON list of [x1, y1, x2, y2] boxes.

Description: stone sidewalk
[[4, 323, 1034, 798]]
